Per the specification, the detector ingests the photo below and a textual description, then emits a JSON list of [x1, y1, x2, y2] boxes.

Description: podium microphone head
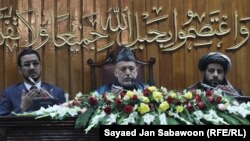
[[28, 77, 36, 85]]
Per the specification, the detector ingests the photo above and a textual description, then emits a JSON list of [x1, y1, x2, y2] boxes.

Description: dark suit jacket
[[0, 82, 66, 116]]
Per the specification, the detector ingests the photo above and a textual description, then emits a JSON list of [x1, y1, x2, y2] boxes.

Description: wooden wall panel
[[120, 0, 133, 45], [95, 0, 108, 89], [158, 0, 172, 89], [3, 0, 18, 87], [55, 0, 70, 95], [221, 0, 235, 86], [17, 0, 29, 83], [133, 0, 146, 61], [0, 0, 250, 99], [31, 0, 42, 49], [233, 0, 248, 96], [194, 0, 209, 86], [0, 0, 3, 92], [171, 0, 186, 91], [208, 0, 221, 53], [244, 0, 250, 97], [145, 0, 160, 86], [69, 0, 83, 97], [107, 0, 119, 51], [43, 0, 56, 85], [183, 0, 196, 89], [82, 0, 95, 93]]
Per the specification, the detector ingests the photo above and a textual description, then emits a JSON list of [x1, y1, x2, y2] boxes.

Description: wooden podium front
[[0, 116, 99, 141]]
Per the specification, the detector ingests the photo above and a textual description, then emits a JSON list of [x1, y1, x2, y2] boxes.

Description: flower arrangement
[[15, 86, 250, 133]]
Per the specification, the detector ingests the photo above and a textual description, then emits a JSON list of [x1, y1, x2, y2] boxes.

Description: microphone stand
[[200, 82, 239, 96], [111, 85, 128, 92]]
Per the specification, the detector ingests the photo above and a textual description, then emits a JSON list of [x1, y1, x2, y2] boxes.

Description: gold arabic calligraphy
[[0, 6, 249, 52]]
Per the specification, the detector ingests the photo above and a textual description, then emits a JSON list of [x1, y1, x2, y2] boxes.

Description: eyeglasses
[[21, 61, 40, 68]]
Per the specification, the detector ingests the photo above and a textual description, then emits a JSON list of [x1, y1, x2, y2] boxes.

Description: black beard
[[203, 76, 228, 87]]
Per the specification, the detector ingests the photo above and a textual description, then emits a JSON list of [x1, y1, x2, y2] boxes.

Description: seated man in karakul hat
[[96, 46, 148, 94], [187, 52, 242, 96]]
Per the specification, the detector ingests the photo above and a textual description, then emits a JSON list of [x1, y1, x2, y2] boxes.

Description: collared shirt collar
[[24, 81, 42, 90]]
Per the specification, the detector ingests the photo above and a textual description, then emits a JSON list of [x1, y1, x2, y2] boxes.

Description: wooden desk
[[0, 116, 99, 141]]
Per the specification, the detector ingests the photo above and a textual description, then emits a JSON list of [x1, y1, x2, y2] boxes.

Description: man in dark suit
[[0, 48, 66, 116], [96, 47, 147, 94]]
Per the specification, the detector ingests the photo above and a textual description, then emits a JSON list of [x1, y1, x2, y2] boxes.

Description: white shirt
[[24, 81, 42, 91]]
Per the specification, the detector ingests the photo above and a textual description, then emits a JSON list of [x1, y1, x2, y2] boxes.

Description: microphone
[[129, 70, 137, 83], [131, 76, 136, 84], [28, 77, 53, 98], [200, 83, 215, 89], [128, 72, 137, 89]]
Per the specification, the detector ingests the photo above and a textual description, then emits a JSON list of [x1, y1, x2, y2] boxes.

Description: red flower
[[143, 88, 151, 96], [197, 101, 205, 109], [207, 96, 215, 103], [120, 91, 126, 98], [187, 103, 194, 111], [166, 96, 173, 103], [124, 105, 133, 113], [216, 96, 222, 103], [116, 98, 122, 106], [195, 94, 202, 102], [102, 93, 110, 103], [132, 95, 138, 101], [206, 90, 213, 97], [89, 96, 98, 105], [104, 106, 112, 115]]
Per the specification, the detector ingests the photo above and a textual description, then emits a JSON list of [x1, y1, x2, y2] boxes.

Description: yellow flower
[[175, 105, 184, 113], [126, 91, 134, 98], [141, 96, 150, 103], [123, 95, 130, 101], [184, 91, 193, 100], [153, 91, 163, 102], [170, 92, 177, 99], [159, 101, 169, 112], [138, 103, 150, 114], [148, 86, 157, 92]]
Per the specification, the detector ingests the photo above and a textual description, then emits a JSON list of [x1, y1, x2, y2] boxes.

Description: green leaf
[[117, 116, 125, 125], [139, 116, 144, 125], [167, 116, 180, 125], [154, 115, 161, 125], [100, 115, 109, 124], [75, 107, 94, 128], [231, 115, 250, 125], [182, 109, 195, 123], [217, 111, 241, 125]]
